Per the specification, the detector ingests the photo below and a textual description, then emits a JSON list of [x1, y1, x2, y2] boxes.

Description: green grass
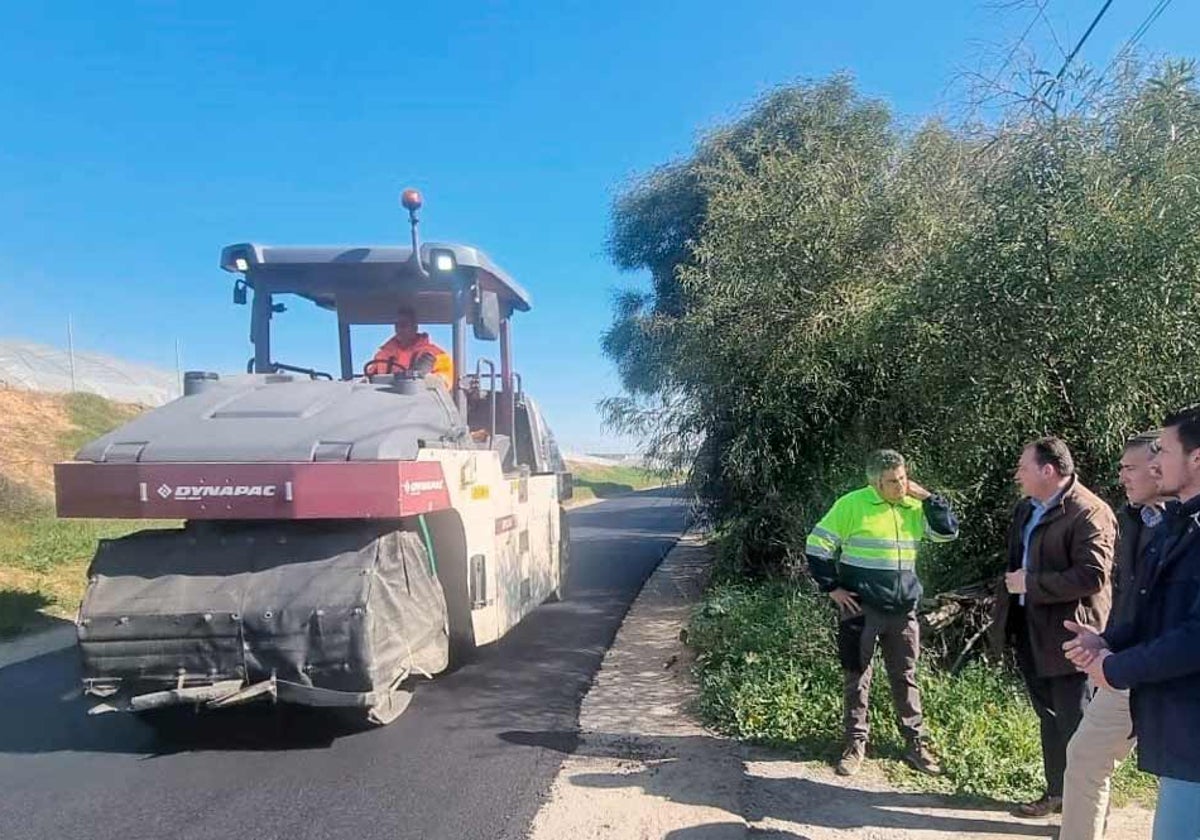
[[5, 516, 154, 574], [568, 462, 668, 503], [59, 392, 139, 454], [0, 391, 155, 638], [0, 474, 45, 520], [0, 505, 165, 638], [689, 576, 1157, 807]]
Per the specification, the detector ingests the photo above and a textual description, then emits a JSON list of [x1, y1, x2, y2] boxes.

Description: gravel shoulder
[[526, 534, 1154, 840]]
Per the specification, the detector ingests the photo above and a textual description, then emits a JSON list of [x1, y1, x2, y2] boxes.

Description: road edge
[[0, 623, 76, 670], [527, 530, 749, 839]]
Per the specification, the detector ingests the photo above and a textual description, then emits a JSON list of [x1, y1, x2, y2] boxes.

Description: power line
[[1129, 0, 1174, 46], [1099, 0, 1173, 80], [1053, 0, 1116, 82], [1077, 0, 1176, 110]]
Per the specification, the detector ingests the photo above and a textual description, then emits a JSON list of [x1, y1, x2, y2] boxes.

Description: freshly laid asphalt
[[0, 488, 690, 840]]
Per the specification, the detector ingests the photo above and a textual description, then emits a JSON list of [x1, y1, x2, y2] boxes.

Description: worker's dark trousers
[[838, 605, 924, 744], [1013, 617, 1088, 798]]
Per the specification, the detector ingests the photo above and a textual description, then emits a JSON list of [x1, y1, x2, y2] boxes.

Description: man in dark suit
[[1066, 407, 1200, 838]]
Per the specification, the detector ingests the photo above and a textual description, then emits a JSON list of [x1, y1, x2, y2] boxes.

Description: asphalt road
[[0, 488, 690, 840]]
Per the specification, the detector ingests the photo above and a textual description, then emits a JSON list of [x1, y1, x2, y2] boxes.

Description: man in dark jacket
[[1060, 431, 1166, 840], [992, 437, 1116, 818], [806, 449, 959, 778], [1066, 407, 1200, 838]]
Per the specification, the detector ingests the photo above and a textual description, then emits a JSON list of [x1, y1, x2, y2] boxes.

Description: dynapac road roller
[[53, 190, 573, 724]]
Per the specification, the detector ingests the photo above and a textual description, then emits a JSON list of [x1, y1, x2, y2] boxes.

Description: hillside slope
[[0, 388, 145, 637], [0, 389, 140, 498]]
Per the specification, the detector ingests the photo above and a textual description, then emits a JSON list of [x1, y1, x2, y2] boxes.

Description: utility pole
[[175, 339, 183, 398], [67, 315, 77, 393]]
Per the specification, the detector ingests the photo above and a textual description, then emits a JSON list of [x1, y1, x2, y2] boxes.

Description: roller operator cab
[[53, 190, 574, 725]]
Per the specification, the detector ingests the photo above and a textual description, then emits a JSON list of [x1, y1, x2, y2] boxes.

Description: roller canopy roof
[[220, 243, 532, 325]]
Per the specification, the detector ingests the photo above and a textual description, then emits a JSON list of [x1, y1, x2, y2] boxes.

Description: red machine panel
[[54, 460, 451, 520]]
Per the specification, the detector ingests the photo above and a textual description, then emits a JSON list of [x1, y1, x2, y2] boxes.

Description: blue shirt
[[1141, 504, 1164, 529], [1021, 488, 1064, 605]]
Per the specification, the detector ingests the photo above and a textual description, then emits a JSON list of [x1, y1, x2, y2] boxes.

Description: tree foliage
[[604, 63, 1200, 588]]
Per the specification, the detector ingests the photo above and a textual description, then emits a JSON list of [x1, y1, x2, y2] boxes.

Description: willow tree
[[604, 62, 1200, 586]]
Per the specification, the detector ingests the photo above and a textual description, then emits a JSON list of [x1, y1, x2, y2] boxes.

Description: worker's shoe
[[835, 739, 866, 776], [1015, 794, 1063, 818], [901, 737, 942, 776]]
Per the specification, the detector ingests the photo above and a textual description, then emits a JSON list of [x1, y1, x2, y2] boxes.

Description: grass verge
[[689, 576, 1157, 807], [0, 391, 155, 638], [0, 510, 165, 638]]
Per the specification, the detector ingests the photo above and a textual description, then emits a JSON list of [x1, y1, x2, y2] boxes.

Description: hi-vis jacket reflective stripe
[[806, 486, 959, 614]]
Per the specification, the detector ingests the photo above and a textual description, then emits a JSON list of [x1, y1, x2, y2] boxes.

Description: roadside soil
[[0, 387, 74, 496], [526, 534, 1154, 840]]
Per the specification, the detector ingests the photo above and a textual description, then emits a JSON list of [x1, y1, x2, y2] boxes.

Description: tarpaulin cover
[[78, 521, 450, 700]]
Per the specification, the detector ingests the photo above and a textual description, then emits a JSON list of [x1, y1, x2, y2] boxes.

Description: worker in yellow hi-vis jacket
[[805, 449, 959, 778]]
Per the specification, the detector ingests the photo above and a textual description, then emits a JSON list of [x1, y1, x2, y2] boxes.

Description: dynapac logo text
[[156, 484, 278, 501], [402, 479, 445, 494]]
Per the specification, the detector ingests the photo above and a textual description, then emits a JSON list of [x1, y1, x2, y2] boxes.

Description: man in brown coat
[[991, 437, 1116, 818]]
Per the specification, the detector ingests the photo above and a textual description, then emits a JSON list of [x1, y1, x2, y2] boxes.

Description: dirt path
[[527, 534, 1154, 840]]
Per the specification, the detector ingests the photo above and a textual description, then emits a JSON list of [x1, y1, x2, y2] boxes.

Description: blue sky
[[1, 1, 1195, 453]]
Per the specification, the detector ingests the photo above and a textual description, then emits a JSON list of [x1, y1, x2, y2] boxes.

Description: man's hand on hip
[[829, 588, 862, 617], [1005, 569, 1027, 594]]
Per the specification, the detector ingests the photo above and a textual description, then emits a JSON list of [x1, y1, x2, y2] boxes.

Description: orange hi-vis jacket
[[372, 333, 454, 388]]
